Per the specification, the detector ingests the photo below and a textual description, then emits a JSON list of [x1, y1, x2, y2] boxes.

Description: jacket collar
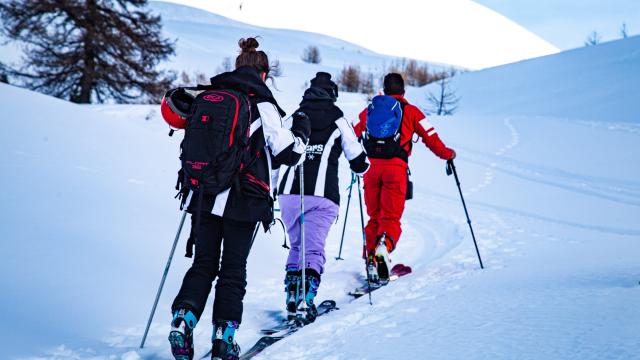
[[389, 94, 408, 104], [209, 66, 286, 116]]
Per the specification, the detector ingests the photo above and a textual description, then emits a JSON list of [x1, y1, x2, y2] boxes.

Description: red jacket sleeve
[[411, 106, 454, 160], [353, 108, 368, 138]]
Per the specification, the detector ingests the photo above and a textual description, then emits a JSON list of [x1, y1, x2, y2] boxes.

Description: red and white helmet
[[161, 88, 194, 130]]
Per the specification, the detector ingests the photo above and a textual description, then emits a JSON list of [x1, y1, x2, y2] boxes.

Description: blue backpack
[[363, 95, 409, 161]]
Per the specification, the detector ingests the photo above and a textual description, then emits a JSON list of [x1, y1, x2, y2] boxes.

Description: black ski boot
[[211, 320, 241, 360], [301, 269, 321, 323], [169, 308, 198, 360], [284, 267, 302, 320]]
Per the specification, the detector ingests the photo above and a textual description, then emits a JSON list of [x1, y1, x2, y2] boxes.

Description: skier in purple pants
[[277, 73, 369, 321]]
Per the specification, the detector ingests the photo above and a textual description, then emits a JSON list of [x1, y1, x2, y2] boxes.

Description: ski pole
[[251, 222, 260, 243], [446, 159, 484, 269], [298, 163, 307, 311], [336, 173, 356, 260], [356, 176, 373, 305], [140, 209, 188, 348]]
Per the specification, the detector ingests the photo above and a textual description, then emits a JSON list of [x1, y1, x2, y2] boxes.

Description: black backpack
[[180, 88, 253, 195]]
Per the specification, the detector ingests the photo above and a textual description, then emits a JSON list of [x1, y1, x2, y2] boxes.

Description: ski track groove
[[456, 118, 640, 207], [464, 117, 517, 197], [254, 118, 529, 359]]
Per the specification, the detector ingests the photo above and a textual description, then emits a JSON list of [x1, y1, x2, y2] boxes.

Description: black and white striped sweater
[[278, 94, 369, 205]]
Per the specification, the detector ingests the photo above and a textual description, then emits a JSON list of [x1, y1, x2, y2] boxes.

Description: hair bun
[[239, 37, 259, 52]]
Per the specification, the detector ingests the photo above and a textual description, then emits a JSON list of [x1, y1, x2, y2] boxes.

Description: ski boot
[[367, 253, 379, 283], [301, 269, 321, 323], [375, 234, 393, 285], [169, 308, 198, 360], [284, 267, 302, 321], [211, 320, 241, 360]]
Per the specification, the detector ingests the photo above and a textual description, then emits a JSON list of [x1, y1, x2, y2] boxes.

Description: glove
[[291, 111, 311, 143], [448, 149, 456, 160]]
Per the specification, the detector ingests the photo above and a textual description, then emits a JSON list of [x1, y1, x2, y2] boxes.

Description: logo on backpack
[[203, 94, 225, 103], [180, 89, 254, 195], [363, 95, 409, 162]]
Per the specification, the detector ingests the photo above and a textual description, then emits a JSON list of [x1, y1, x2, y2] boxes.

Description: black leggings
[[172, 213, 257, 323]]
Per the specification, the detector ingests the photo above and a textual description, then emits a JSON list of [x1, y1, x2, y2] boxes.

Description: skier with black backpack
[[160, 37, 311, 360], [277, 72, 369, 322], [353, 73, 456, 284]]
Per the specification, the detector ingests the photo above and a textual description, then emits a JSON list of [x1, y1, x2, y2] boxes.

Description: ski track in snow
[[253, 117, 531, 360], [24, 111, 526, 360], [454, 117, 640, 207], [464, 117, 519, 197]]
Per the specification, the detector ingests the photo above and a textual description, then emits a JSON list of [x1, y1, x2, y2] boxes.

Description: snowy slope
[[151, 0, 411, 77], [0, 84, 186, 358], [1, 19, 639, 360], [157, 0, 559, 69], [420, 35, 640, 123]]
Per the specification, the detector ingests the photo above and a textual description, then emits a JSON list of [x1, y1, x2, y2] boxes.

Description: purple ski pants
[[279, 195, 339, 275]]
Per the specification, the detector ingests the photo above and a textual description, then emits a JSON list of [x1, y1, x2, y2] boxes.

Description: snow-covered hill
[[420, 35, 640, 123], [150, 1, 424, 103], [1, 16, 639, 360], [157, 0, 559, 69], [151, 0, 413, 78]]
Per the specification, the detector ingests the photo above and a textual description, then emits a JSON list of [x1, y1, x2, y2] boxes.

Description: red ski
[[348, 264, 412, 298]]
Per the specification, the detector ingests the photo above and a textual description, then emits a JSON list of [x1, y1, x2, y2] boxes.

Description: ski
[[240, 300, 337, 359], [260, 300, 338, 335], [200, 300, 337, 360], [348, 264, 412, 298]]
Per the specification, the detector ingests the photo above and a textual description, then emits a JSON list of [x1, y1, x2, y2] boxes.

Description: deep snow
[[1, 6, 639, 360]]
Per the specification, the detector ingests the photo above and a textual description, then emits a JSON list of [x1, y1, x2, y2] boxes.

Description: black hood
[[309, 72, 338, 101], [208, 66, 286, 117], [298, 96, 344, 130]]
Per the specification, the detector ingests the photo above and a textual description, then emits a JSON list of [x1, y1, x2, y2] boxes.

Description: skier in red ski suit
[[353, 73, 456, 281]]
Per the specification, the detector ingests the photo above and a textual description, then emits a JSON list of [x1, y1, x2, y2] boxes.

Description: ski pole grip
[[446, 159, 454, 176]]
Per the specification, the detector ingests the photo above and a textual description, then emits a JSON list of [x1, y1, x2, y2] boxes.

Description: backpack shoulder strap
[[183, 84, 216, 91]]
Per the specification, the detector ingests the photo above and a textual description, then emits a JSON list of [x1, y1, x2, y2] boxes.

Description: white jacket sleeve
[[257, 102, 305, 166]]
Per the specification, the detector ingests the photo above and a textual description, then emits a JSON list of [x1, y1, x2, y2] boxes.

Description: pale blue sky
[[474, 0, 640, 49]]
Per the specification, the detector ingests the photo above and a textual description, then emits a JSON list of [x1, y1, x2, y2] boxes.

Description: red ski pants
[[363, 164, 407, 255]]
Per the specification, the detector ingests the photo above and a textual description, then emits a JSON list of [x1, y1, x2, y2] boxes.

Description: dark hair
[[236, 37, 270, 76], [383, 73, 405, 95]]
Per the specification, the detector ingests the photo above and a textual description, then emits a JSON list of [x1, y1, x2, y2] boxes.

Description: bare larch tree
[[0, 0, 175, 103], [426, 76, 460, 116], [301, 45, 321, 64], [620, 23, 629, 39], [585, 31, 602, 46]]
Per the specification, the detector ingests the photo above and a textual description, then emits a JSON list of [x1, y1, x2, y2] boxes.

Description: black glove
[[291, 111, 311, 143]]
